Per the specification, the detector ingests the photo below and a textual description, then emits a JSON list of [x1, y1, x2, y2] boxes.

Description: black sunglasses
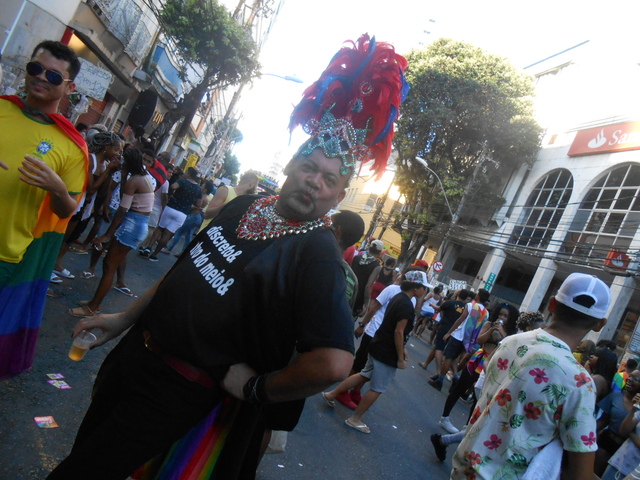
[[26, 62, 72, 87]]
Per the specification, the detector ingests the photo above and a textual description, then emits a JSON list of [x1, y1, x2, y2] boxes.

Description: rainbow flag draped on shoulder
[[0, 95, 88, 379]]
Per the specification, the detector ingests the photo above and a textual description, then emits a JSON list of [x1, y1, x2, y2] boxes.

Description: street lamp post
[[261, 73, 303, 83], [414, 156, 454, 220], [410, 156, 458, 278]]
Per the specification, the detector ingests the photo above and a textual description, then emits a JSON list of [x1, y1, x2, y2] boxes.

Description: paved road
[[256, 336, 467, 480], [1, 246, 468, 479]]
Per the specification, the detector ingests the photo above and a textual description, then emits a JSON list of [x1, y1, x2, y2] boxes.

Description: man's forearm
[[360, 300, 381, 325], [49, 191, 78, 218], [265, 348, 353, 402]]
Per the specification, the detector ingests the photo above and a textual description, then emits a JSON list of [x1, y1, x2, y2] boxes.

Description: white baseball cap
[[555, 273, 610, 319], [405, 270, 429, 287], [370, 240, 384, 252]]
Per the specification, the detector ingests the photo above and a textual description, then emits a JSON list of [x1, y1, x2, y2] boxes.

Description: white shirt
[[365, 284, 416, 337]]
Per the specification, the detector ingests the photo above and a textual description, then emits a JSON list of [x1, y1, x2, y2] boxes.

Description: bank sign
[[568, 121, 640, 157]]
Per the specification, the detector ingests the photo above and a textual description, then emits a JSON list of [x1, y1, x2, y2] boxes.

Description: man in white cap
[[451, 273, 611, 480], [322, 270, 429, 434]]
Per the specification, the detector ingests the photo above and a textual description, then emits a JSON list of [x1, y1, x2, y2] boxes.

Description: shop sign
[[568, 121, 640, 157], [485, 272, 497, 291], [629, 321, 640, 353], [448, 280, 467, 291], [604, 249, 630, 271], [74, 58, 112, 101]]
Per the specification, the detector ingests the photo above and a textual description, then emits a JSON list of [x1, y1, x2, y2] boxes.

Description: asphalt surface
[[1, 244, 469, 480]]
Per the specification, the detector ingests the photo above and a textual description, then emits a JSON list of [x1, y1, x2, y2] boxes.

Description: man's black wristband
[[242, 373, 270, 404]]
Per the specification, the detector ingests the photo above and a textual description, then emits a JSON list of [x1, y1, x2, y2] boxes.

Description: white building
[[436, 38, 640, 353]]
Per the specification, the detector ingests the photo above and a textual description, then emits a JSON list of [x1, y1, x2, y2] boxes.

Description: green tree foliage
[[393, 38, 542, 264], [149, 0, 260, 147], [221, 151, 241, 178]]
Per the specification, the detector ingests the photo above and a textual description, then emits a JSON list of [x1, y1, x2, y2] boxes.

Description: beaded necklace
[[237, 196, 332, 241]]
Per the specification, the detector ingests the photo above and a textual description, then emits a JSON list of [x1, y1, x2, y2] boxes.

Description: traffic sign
[[433, 261, 443, 272]]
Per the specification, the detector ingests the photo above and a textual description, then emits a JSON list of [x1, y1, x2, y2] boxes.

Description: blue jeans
[[166, 213, 203, 254]]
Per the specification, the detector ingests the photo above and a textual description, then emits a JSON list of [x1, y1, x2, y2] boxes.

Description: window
[[509, 169, 573, 250], [363, 193, 378, 211], [561, 164, 640, 266]]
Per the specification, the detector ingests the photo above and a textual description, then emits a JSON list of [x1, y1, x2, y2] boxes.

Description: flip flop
[[78, 300, 100, 313], [113, 286, 133, 297], [53, 268, 75, 279], [50, 273, 63, 284], [68, 305, 98, 318], [345, 418, 370, 434], [70, 246, 88, 254], [321, 392, 335, 408], [46, 289, 64, 299], [418, 362, 428, 370], [81, 271, 95, 279]]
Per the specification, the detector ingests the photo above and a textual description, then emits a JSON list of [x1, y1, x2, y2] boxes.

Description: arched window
[[562, 164, 640, 265], [510, 169, 573, 250]]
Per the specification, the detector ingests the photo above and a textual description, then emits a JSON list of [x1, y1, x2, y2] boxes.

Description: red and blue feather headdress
[[289, 34, 409, 180]]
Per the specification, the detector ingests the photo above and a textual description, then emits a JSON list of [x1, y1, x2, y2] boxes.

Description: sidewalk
[[0, 247, 174, 479]]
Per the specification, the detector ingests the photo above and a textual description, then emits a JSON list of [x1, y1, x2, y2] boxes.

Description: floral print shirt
[[451, 329, 597, 480]]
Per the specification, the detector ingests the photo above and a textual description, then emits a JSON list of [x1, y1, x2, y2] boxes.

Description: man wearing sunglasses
[[0, 40, 88, 379]]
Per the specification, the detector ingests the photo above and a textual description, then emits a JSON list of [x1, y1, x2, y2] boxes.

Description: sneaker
[[461, 393, 474, 404], [139, 249, 150, 257], [349, 389, 362, 405], [335, 391, 357, 410], [428, 379, 443, 391], [148, 256, 159, 262], [431, 434, 447, 461], [429, 373, 440, 381], [446, 372, 453, 382], [439, 416, 459, 434]]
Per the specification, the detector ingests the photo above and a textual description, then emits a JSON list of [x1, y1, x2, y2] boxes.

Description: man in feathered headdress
[[48, 34, 408, 479]]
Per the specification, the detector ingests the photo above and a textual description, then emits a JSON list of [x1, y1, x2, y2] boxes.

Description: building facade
[[433, 38, 640, 353]]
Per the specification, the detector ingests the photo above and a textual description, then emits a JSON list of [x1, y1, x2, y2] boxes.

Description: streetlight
[[414, 156, 454, 219], [261, 73, 303, 83]]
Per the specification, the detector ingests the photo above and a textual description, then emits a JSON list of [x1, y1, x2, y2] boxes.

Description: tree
[[147, 0, 260, 150], [392, 38, 542, 265], [220, 151, 241, 178]]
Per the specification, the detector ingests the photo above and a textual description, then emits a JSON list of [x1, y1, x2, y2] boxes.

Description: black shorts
[[434, 329, 448, 351], [443, 337, 465, 360], [352, 333, 373, 373]]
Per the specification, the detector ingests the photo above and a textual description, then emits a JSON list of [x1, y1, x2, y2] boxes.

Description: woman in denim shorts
[[69, 148, 153, 317]]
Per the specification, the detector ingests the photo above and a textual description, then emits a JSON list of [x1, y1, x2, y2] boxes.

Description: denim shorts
[[359, 354, 397, 393], [115, 211, 149, 249]]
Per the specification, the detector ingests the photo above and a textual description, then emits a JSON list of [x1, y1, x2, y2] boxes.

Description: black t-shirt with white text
[[140, 195, 355, 381]]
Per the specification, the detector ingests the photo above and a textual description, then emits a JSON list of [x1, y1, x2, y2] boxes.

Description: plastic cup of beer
[[68, 330, 97, 361]]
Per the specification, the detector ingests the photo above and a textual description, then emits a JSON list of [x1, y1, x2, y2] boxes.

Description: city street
[[1, 248, 468, 479]]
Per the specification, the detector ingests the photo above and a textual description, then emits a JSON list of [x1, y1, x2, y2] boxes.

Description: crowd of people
[[328, 253, 640, 480], [3, 35, 640, 480]]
